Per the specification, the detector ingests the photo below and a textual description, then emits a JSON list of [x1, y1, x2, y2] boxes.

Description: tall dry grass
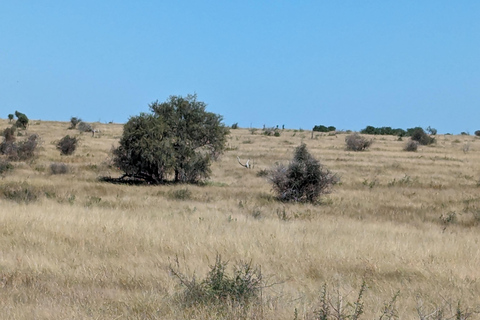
[[1, 119, 480, 319]]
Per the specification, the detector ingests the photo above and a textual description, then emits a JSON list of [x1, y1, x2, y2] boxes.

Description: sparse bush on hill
[[0, 132, 39, 161], [268, 143, 338, 203], [2, 126, 16, 142], [231, 122, 239, 129], [56, 135, 78, 155], [69, 117, 82, 129], [404, 140, 419, 152], [8, 114, 14, 122], [112, 94, 229, 184], [410, 128, 435, 145], [345, 133, 372, 151], [475, 130, 480, 137], [263, 127, 280, 137], [77, 121, 93, 133], [0, 181, 42, 203]]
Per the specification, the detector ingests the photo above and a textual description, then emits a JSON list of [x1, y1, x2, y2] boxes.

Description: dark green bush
[[313, 125, 336, 132], [8, 114, 14, 122], [112, 94, 229, 184], [475, 130, 480, 137], [410, 128, 435, 145], [14, 111, 29, 129], [231, 122, 239, 129], [345, 133, 373, 151], [56, 135, 78, 155], [268, 144, 338, 203]]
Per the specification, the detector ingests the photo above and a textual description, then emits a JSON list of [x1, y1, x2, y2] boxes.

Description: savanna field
[[1, 118, 480, 319]]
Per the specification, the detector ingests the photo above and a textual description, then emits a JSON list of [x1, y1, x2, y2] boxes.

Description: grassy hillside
[[1, 119, 480, 319]]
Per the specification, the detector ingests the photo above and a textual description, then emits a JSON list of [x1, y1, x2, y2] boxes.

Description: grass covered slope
[[1, 119, 480, 319]]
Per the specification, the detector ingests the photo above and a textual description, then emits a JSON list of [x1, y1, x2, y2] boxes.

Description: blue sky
[[1, 1, 479, 134]]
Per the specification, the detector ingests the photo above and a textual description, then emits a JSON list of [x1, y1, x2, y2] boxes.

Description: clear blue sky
[[1, 1, 479, 134]]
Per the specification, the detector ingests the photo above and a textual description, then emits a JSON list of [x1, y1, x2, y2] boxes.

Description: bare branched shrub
[[268, 144, 338, 203], [345, 133, 373, 151], [1, 133, 39, 161], [404, 140, 419, 152], [3, 126, 16, 142], [56, 135, 78, 155], [50, 162, 69, 175]]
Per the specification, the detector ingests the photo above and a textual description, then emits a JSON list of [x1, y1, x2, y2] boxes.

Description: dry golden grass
[[1, 119, 480, 319]]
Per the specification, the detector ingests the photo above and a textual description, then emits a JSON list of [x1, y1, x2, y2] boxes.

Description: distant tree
[[112, 94, 229, 184], [14, 111, 29, 129], [268, 143, 338, 203], [313, 125, 334, 132], [8, 114, 14, 122], [411, 128, 435, 145], [70, 117, 82, 129], [231, 122, 239, 129], [475, 130, 480, 137]]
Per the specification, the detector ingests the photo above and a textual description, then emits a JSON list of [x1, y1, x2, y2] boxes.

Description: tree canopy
[[112, 94, 229, 184]]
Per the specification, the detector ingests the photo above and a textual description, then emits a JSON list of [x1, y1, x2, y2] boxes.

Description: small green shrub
[[50, 162, 69, 174], [345, 133, 373, 151], [56, 135, 78, 155], [475, 130, 480, 137], [268, 144, 338, 203], [8, 114, 14, 122], [231, 123, 239, 129], [170, 255, 262, 308]]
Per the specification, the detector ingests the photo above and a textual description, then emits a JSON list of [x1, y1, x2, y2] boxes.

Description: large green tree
[[112, 94, 229, 183]]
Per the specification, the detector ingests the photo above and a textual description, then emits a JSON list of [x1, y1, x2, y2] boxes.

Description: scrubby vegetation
[[313, 125, 336, 132], [0, 118, 480, 319], [345, 133, 373, 151]]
